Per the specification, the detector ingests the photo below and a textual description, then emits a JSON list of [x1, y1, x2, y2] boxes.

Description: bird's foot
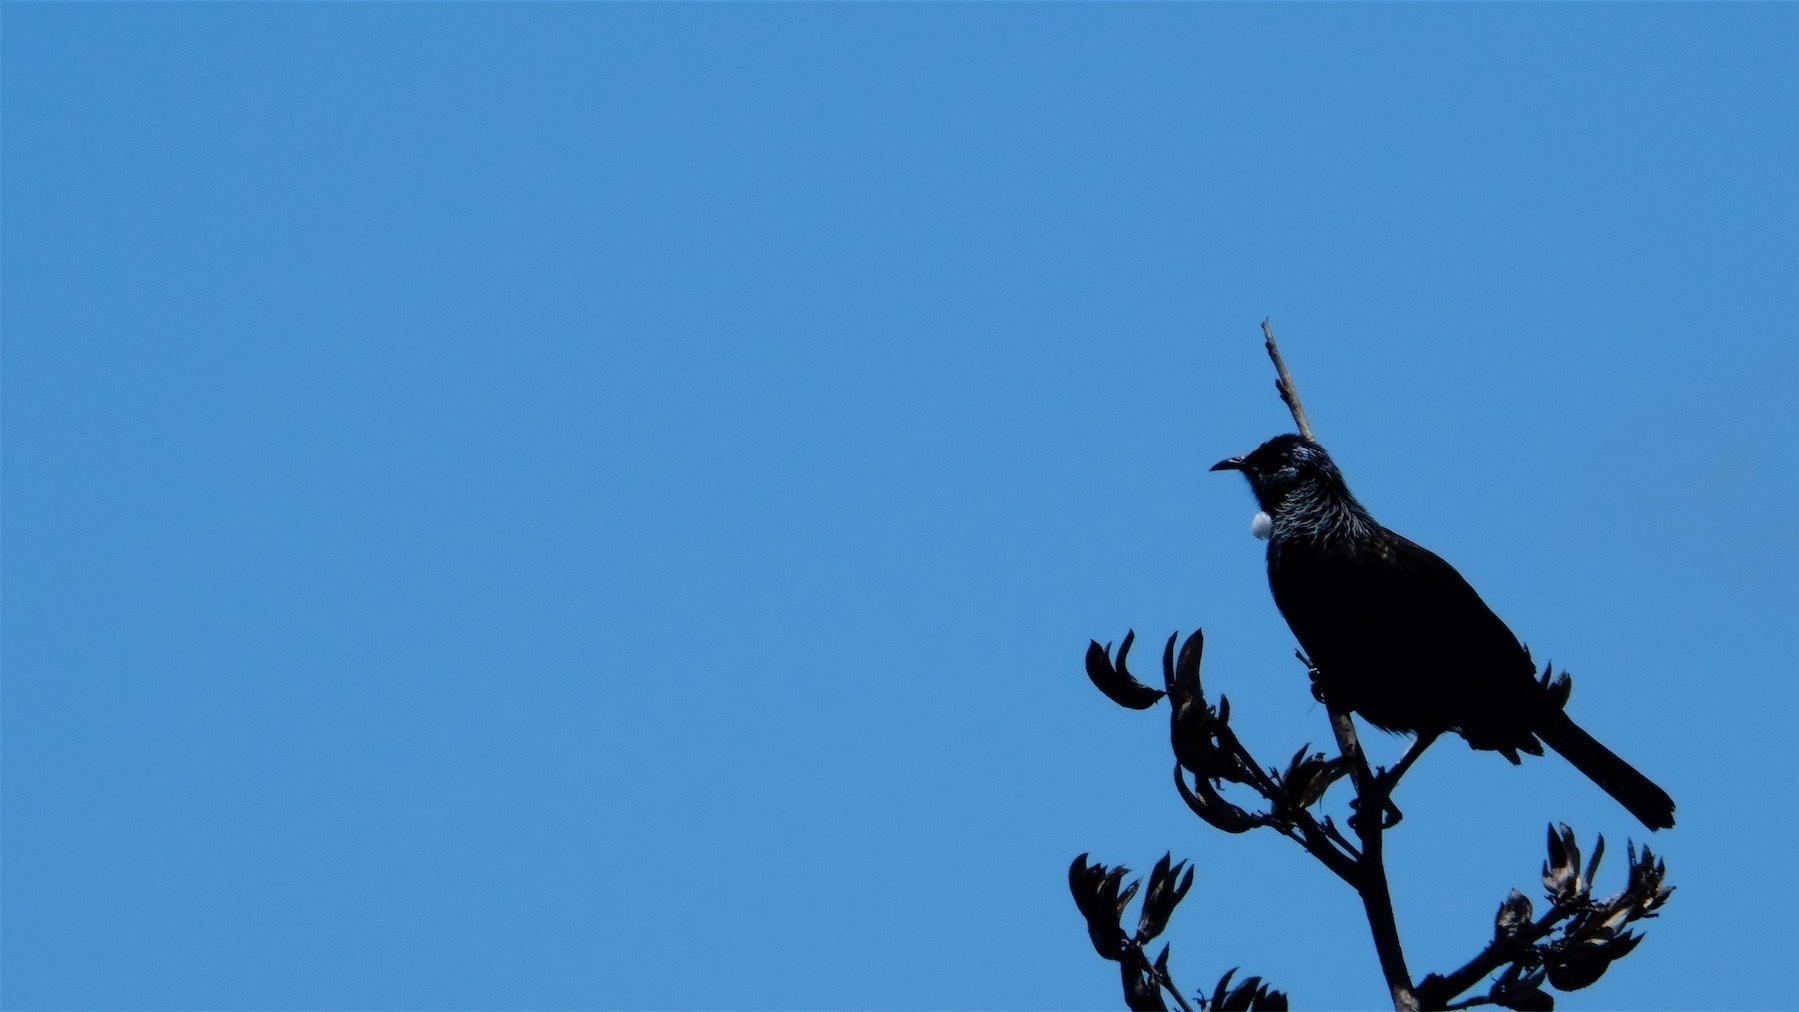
[[1370, 732, 1440, 798], [1346, 794, 1404, 832], [1302, 655, 1328, 705]]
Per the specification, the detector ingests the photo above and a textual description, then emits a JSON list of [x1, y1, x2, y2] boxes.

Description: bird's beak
[[1210, 456, 1246, 473]]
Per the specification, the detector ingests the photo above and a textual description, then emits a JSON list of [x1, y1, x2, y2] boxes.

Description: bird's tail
[[1536, 709, 1676, 831]]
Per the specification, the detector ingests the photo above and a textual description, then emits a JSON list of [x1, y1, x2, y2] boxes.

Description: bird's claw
[[1304, 661, 1328, 705], [1346, 794, 1404, 832]]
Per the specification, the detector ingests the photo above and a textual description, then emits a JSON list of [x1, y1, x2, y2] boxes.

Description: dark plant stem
[[1266, 322, 1419, 1012], [1135, 950, 1195, 1012], [1328, 703, 1420, 1012], [1415, 902, 1574, 1007], [1208, 720, 1361, 882]]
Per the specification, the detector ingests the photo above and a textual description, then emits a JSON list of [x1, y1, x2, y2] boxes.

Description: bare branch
[[1261, 319, 1315, 441], [1326, 702, 1420, 1012]]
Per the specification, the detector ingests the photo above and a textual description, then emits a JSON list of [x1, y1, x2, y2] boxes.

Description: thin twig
[[1125, 945, 1197, 1012], [1285, 820, 1362, 885], [1321, 816, 1364, 862], [1212, 723, 1285, 799], [1152, 962, 1196, 1012], [1262, 319, 1315, 441]]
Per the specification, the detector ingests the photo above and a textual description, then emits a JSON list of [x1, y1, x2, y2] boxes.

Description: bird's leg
[[1306, 654, 1409, 830], [1347, 793, 1405, 832], [1355, 732, 1444, 829], [1373, 732, 1440, 797], [1300, 650, 1329, 705], [1351, 734, 1441, 830]]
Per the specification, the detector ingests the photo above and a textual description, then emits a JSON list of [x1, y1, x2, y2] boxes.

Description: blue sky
[[3, 5, 1794, 1009]]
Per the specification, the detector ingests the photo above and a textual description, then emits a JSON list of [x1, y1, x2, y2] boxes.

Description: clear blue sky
[[4, 5, 1794, 1009]]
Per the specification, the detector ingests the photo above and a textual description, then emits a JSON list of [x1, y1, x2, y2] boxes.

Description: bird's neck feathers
[[1269, 470, 1377, 546]]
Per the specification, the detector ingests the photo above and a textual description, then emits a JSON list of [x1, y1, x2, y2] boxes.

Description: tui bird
[[1212, 434, 1675, 831]]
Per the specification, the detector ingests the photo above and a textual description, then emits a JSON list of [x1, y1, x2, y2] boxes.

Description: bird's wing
[[1271, 526, 1538, 734], [1369, 528, 1526, 654]]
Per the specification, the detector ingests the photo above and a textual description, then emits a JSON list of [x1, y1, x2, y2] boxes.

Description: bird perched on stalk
[[1212, 434, 1675, 831]]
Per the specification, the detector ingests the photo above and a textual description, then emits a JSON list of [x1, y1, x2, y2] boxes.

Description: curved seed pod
[[1546, 932, 1638, 992], [1543, 824, 1583, 903], [1174, 764, 1261, 834], [1086, 634, 1166, 710], [1135, 854, 1194, 944], [1499, 987, 1554, 1011], [1495, 889, 1533, 940], [1209, 968, 1289, 1011], [1068, 854, 1131, 961], [1174, 629, 1204, 701]]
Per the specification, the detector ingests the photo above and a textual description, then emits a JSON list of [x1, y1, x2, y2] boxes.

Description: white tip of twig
[[1251, 511, 1273, 540]]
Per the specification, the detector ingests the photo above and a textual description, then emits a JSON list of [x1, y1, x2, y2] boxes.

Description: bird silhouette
[[1213, 434, 1675, 830]]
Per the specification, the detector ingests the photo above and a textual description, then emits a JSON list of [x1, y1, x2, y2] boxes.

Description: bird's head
[[1209, 434, 1345, 516]]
